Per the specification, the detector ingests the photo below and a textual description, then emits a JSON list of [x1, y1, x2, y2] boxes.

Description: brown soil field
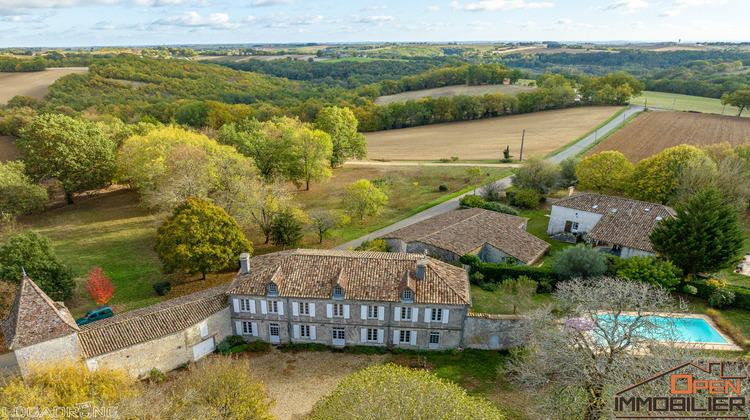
[[364, 106, 622, 161], [374, 84, 536, 105], [587, 111, 750, 163], [0, 67, 88, 104], [0, 136, 18, 162]]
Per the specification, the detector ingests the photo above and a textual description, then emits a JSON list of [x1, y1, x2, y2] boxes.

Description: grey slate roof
[[553, 193, 676, 253], [382, 208, 550, 265], [229, 249, 472, 306]]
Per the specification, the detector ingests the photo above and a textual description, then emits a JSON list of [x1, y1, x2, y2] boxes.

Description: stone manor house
[[3, 249, 520, 378]]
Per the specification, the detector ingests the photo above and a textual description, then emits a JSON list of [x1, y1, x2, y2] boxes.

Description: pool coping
[[595, 311, 744, 352]]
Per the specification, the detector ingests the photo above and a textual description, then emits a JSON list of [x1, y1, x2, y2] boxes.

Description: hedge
[[684, 278, 750, 311], [460, 254, 556, 284]]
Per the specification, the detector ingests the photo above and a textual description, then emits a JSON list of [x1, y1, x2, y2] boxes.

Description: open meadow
[[630, 91, 746, 117], [364, 106, 622, 161], [586, 111, 750, 163], [0, 67, 88, 104], [374, 84, 536, 105]]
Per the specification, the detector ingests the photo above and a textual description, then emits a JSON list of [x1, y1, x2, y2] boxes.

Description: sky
[[0, 0, 747, 48]]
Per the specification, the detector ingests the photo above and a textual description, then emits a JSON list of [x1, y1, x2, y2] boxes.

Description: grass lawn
[[681, 295, 750, 344], [519, 208, 572, 257], [470, 286, 554, 314], [630, 91, 747, 117]]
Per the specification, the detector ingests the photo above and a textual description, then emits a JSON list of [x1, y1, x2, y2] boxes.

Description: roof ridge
[[427, 264, 471, 305], [293, 248, 421, 260], [561, 193, 674, 210], [25, 277, 79, 331], [414, 209, 485, 242]]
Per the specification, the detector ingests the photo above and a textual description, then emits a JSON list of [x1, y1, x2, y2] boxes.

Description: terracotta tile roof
[[553, 193, 676, 253], [1, 276, 79, 350], [77, 284, 229, 358], [382, 208, 550, 265], [229, 249, 471, 306]]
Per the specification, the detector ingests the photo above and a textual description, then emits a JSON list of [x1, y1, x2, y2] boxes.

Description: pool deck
[[615, 311, 744, 352]]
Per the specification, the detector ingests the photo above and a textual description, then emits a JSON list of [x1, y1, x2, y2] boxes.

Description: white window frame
[[571, 222, 579, 233], [269, 323, 280, 341], [333, 303, 344, 317], [333, 285, 344, 299], [268, 300, 279, 314], [399, 330, 411, 344], [366, 328, 378, 342], [367, 305, 379, 320], [431, 308, 443, 322], [401, 306, 412, 321], [299, 302, 310, 316], [300, 325, 311, 338], [402, 289, 413, 301], [242, 321, 254, 335], [429, 331, 440, 344], [267, 282, 278, 295], [239, 298, 255, 313], [332, 327, 345, 341]]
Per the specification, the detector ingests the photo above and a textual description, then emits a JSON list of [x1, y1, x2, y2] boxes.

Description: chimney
[[416, 254, 427, 280], [239, 253, 251, 275]]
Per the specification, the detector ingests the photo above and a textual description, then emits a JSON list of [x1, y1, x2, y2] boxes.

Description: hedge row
[[460, 254, 556, 284], [685, 278, 750, 311]]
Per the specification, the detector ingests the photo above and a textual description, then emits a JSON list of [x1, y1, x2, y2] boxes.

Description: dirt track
[[587, 111, 750, 163], [0, 67, 88, 104], [374, 84, 535, 105]]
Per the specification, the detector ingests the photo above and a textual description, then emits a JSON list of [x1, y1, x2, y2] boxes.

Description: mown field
[[0, 67, 88, 103], [364, 106, 622, 161], [587, 111, 750, 163], [374, 84, 536, 105], [630, 91, 746, 117]]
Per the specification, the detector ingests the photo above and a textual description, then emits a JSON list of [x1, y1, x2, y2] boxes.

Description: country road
[[334, 105, 644, 250]]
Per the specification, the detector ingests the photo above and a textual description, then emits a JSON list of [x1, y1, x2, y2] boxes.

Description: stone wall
[[384, 238, 407, 253], [463, 313, 524, 350], [406, 242, 462, 262], [480, 243, 515, 264], [14, 334, 82, 377], [547, 206, 602, 236], [621, 247, 656, 259]]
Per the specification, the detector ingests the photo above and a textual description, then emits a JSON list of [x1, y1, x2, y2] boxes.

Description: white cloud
[[2, 14, 44, 22], [265, 12, 338, 27], [468, 20, 492, 30], [675, 0, 726, 5], [451, 0, 554, 12], [658, 8, 680, 16], [0, 0, 206, 14], [154, 11, 241, 29], [363, 5, 387, 10], [352, 15, 394, 25], [426, 5, 441, 11], [554, 18, 605, 29], [251, 0, 292, 6], [518, 20, 538, 29], [603, 0, 649, 14]]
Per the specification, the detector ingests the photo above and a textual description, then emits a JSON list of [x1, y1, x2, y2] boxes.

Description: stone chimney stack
[[239, 253, 251, 275], [415, 253, 427, 280]]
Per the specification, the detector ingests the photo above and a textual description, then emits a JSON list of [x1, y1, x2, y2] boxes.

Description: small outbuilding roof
[[552, 193, 676, 253], [382, 208, 550, 265]]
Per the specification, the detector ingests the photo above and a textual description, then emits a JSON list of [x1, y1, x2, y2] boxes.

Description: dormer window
[[401, 289, 414, 303], [267, 282, 278, 296], [333, 285, 344, 300]]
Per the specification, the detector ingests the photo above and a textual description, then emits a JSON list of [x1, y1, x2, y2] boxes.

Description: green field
[[321, 57, 377, 63], [630, 91, 747, 117]]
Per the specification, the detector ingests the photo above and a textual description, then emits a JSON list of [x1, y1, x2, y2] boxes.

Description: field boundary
[[543, 106, 628, 159], [576, 111, 643, 157]]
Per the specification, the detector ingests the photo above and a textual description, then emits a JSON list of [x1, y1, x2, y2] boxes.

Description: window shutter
[[292, 302, 299, 316], [393, 330, 400, 344], [249, 300, 256, 314], [394, 307, 401, 322], [293, 325, 300, 339], [377, 329, 384, 344], [251, 322, 258, 337], [310, 326, 316, 340], [378, 306, 385, 321], [261, 300, 268, 314], [326, 304, 333, 318], [309, 303, 316, 317], [412, 308, 418, 323], [235, 321, 242, 335], [233, 299, 240, 313], [278, 301, 284, 315], [361, 305, 367, 320], [424, 308, 431, 322], [410, 330, 417, 346], [344, 305, 350, 319], [442, 309, 450, 324], [361, 329, 367, 343]]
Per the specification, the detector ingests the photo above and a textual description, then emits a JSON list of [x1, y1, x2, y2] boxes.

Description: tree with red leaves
[[85, 267, 114, 305]]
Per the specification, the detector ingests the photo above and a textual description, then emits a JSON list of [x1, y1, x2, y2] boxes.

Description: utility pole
[[722, 104, 726, 115], [672, 98, 676, 110], [644, 98, 648, 110], [519, 129, 525, 162]]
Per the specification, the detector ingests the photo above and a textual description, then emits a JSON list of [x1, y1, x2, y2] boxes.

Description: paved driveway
[[0, 352, 18, 378]]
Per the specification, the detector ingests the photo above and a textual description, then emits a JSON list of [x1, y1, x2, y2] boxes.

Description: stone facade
[[463, 314, 525, 350], [14, 333, 82, 377]]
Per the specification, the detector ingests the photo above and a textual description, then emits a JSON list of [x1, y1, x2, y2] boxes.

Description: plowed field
[[587, 111, 750, 163]]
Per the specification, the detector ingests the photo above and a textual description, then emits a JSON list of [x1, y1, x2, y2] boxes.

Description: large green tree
[[155, 198, 252, 279], [650, 188, 745, 276], [554, 244, 608, 281], [17, 114, 115, 204], [627, 144, 708, 204], [0, 231, 75, 300], [721, 89, 750, 117], [314, 106, 367, 167], [269, 210, 304, 250], [511, 157, 561, 194], [575, 151, 633, 194], [343, 179, 388, 220], [291, 127, 333, 190], [614, 256, 681, 290], [0, 161, 47, 217]]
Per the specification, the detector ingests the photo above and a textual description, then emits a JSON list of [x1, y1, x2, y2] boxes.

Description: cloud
[[395, 21, 449, 31], [154, 11, 241, 29], [264, 12, 338, 27], [518, 20, 538, 29], [468, 20, 492, 30], [426, 5, 441, 11], [602, 0, 649, 14], [658, 8, 680, 16], [675, 0, 726, 5], [2, 14, 45, 22], [451, 0, 554, 12], [0, 0, 206, 14], [251, 0, 292, 6], [554, 18, 605, 29], [363, 5, 387, 10], [352, 15, 394, 25]]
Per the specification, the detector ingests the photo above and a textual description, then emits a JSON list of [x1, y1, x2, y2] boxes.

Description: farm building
[[381, 208, 550, 265], [3, 249, 522, 379], [546, 193, 676, 258]]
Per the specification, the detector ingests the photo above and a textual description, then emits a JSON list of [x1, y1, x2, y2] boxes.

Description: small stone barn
[[381, 208, 550, 265]]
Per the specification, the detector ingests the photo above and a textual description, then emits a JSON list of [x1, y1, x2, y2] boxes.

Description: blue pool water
[[592, 315, 728, 344]]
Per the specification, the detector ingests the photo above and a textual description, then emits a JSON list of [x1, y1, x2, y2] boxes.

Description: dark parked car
[[76, 306, 114, 326]]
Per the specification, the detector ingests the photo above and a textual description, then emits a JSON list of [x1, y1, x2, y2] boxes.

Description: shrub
[[344, 346, 388, 355], [459, 195, 485, 208], [439, 158, 451, 163], [513, 189, 541, 209], [149, 368, 165, 383], [481, 201, 520, 215], [460, 254, 482, 267], [217, 339, 231, 353], [709, 288, 736, 308], [603, 253, 621, 276], [355, 238, 390, 252], [479, 182, 504, 202], [682, 285, 698, 295], [554, 244, 608, 281], [153, 281, 172, 296], [614, 256, 682, 290], [704, 308, 748, 349], [246, 340, 271, 352], [511, 157, 561, 194], [451, 156, 459, 162], [470, 272, 485, 283], [226, 335, 245, 347], [479, 281, 499, 292], [438, 184, 450, 192]]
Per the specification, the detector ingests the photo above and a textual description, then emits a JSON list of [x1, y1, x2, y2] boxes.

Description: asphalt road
[[335, 105, 644, 250], [0, 352, 18, 378]]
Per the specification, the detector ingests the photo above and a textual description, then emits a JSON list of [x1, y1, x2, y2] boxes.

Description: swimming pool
[[592, 315, 728, 344]]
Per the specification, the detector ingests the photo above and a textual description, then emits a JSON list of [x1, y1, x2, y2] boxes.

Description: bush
[[614, 256, 682, 290], [459, 195, 485, 208], [461, 253, 556, 285], [460, 254, 482, 267], [682, 285, 698, 295], [479, 281, 499, 291], [470, 272, 484, 283], [709, 288, 736, 308], [344, 345, 389, 355], [439, 158, 451, 163], [438, 184, 450, 192], [153, 281, 172, 296], [226, 335, 245, 347], [481, 201, 520, 216], [355, 238, 390, 252], [603, 253, 621, 276], [554, 244, 608, 281], [246, 340, 271, 352], [279, 342, 330, 352], [149, 368, 165, 383], [451, 156, 459, 162], [513, 189, 541, 209]]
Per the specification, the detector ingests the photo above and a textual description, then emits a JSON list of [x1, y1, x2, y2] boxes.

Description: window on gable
[[402, 289, 413, 302], [333, 285, 344, 298], [268, 283, 278, 296], [431, 308, 443, 322], [399, 330, 411, 344], [401, 307, 412, 321]]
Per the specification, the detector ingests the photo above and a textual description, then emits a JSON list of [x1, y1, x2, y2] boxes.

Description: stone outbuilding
[[381, 208, 550, 265], [546, 193, 676, 258]]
